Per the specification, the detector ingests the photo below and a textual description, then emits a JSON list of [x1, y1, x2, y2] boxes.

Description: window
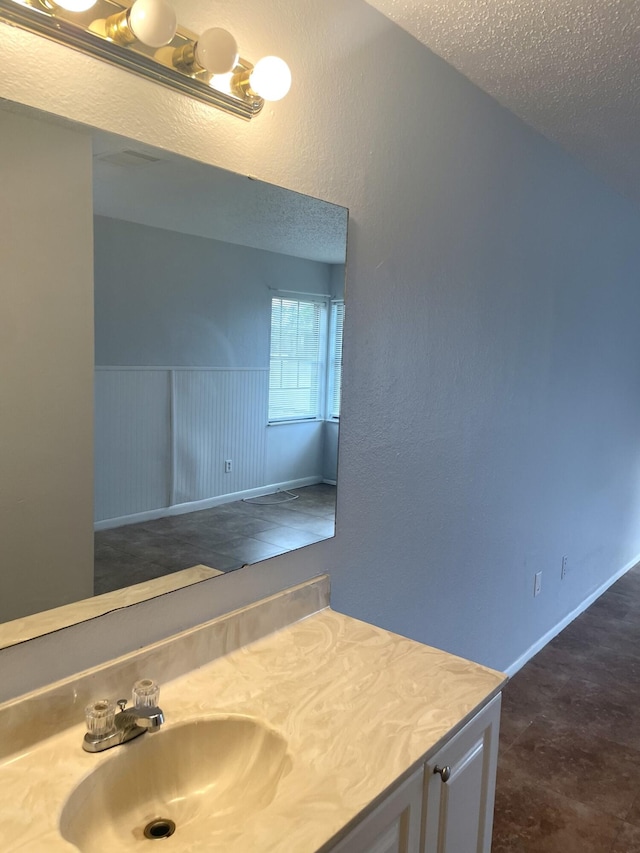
[[328, 300, 344, 419], [269, 296, 327, 422]]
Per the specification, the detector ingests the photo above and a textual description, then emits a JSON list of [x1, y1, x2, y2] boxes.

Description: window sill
[[267, 418, 323, 426]]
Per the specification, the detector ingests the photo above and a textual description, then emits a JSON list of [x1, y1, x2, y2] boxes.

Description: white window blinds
[[269, 296, 327, 421], [328, 301, 344, 419]]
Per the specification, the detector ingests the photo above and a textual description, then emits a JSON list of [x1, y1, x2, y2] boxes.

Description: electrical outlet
[[534, 571, 542, 597], [561, 555, 568, 580], [224, 459, 232, 473]]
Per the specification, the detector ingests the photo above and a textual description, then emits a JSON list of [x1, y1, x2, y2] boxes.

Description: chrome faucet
[[83, 679, 164, 753]]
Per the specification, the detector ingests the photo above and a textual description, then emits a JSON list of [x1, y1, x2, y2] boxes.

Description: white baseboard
[[504, 551, 640, 677], [95, 476, 324, 531]]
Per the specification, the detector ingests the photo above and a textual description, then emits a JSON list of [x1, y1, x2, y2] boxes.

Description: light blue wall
[[0, 109, 94, 623], [330, 65, 640, 671], [94, 216, 333, 368], [330, 264, 346, 300], [323, 421, 339, 483]]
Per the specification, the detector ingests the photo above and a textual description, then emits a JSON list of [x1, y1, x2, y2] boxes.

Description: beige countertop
[[0, 565, 222, 649], [0, 596, 506, 852]]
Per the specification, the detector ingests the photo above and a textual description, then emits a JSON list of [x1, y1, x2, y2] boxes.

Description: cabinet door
[[329, 766, 424, 853], [422, 694, 501, 853]]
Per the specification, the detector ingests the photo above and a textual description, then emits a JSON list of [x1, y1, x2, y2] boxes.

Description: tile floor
[[94, 484, 336, 595], [493, 562, 640, 852]]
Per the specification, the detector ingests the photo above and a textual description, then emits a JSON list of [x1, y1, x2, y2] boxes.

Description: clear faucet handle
[[132, 678, 160, 708], [85, 699, 116, 737]]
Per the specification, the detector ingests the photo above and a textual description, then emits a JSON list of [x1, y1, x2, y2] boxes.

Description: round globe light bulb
[[128, 0, 177, 48], [194, 28, 238, 75], [54, 0, 97, 12], [249, 56, 291, 101]]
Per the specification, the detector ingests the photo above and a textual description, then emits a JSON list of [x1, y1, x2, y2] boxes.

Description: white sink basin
[[60, 715, 290, 851]]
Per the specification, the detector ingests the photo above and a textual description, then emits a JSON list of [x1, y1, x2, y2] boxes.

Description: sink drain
[[143, 818, 176, 840]]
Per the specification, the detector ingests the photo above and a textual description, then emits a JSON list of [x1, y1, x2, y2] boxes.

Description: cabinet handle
[[434, 764, 451, 783]]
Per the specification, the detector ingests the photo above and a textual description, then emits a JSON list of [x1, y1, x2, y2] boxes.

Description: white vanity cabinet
[[328, 766, 424, 853], [423, 694, 501, 853], [327, 694, 501, 853]]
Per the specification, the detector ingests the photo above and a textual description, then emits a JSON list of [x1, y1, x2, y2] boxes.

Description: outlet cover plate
[[534, 571, 542, 597]]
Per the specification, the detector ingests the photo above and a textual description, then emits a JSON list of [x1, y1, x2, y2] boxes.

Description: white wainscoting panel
[[94, 368, 327, 525], [95, 369, 171, 521], [173, 370, 268, 505]]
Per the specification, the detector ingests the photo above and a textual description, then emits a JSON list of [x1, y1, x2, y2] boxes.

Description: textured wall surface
[[366, 0, 640, 207], [1, 0, 640, 688]]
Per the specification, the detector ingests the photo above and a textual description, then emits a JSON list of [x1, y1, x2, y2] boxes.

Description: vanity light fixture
[[172, 26, 238, 76], [232, 55, 292, 102], [105, 0, 176, 48], [49, 0, 97, 13], [0, 0, 291, 119]]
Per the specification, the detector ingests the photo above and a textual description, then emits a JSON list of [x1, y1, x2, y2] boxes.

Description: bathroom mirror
[[0, 99, 347, 646]]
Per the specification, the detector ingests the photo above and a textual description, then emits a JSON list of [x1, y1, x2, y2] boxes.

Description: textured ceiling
[[93, 130, 347, 264], [367, 0, 640, 207]]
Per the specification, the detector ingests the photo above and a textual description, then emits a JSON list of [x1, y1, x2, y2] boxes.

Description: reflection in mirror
[[0, 100, 347, 645]]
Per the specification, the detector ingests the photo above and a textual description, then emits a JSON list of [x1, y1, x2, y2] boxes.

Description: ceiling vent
[[96, 149, 162, 167]]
